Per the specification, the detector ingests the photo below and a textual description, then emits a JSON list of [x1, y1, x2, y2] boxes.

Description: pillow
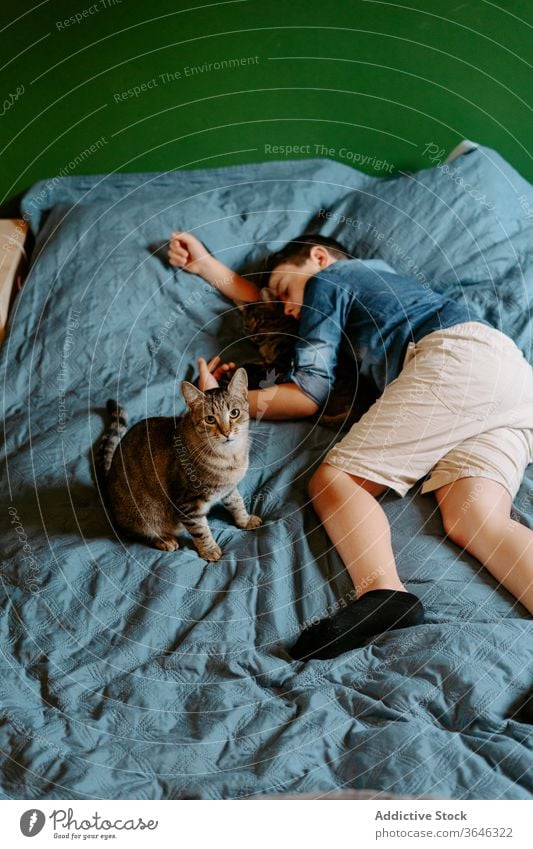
[[317, 143, 533, 357]]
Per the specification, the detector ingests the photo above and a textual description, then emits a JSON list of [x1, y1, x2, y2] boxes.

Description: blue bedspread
[[1, 147, 532, 799]]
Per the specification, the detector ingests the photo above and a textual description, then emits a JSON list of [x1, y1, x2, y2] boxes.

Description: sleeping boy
[[168, 230, 533, 661]]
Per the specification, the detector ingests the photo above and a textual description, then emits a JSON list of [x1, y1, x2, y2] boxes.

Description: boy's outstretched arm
[[198, 357, 319, 419], [248, 383, 319, 419], [169, 231, 261, 303]]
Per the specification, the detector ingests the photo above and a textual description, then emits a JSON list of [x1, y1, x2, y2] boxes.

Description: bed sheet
[[1, 150, 532, 799]]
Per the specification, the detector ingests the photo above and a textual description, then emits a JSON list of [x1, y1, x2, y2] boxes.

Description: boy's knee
[[442, 516, 469, 549], [308, 463, 342, 500], [442, 504, 511, 550], [441, 503, 480, 547]]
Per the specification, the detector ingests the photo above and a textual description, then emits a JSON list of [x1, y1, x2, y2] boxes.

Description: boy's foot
[[290, 589, 425, 661]]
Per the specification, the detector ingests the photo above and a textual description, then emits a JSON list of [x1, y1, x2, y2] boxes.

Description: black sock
[[290, 589, 425, 661]]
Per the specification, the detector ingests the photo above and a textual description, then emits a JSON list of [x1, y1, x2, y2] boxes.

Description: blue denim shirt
[[286, 259, 490, 406]]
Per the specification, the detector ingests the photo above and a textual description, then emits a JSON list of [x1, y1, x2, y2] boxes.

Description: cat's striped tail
[[96, 399, 128, 480]]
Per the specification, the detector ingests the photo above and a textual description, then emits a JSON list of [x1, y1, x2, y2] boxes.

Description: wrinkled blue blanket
[[1, 146, 532, 799]]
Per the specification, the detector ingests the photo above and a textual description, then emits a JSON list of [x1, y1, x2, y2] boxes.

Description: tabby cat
[[97, 368, 261, 560], [234, 289, 378, 428]]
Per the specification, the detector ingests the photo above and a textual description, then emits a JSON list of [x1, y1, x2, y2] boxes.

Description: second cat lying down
[[231, 289, 379, 429], [97, 368, 262, 560]]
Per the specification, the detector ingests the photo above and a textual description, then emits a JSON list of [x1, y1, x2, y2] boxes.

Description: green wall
[[1, 0, 531, 211]]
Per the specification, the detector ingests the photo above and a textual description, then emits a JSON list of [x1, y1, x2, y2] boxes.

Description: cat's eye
[[229, 408, 240, 419], [204, 415, 216, 424]]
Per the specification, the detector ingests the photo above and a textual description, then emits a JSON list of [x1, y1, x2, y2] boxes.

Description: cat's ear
[[227, 367, 248, 396], [181, 381, 205, 408]]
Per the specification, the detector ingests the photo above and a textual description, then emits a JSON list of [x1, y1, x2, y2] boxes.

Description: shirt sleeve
[[286, 274, 353, 407]]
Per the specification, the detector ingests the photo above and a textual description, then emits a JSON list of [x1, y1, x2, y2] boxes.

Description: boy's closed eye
[[268, 277, 287, 299]]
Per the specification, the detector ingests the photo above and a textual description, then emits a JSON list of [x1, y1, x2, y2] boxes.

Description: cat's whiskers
[[184, 438, 212, 460], [186, 426, 248, 465], [249, 435, 269, 447], [182, 439, 217, 469], [188, 441, 217, 465]]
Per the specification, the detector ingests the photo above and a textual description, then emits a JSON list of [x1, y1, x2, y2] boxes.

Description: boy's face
[[268, 245, 338, 319]]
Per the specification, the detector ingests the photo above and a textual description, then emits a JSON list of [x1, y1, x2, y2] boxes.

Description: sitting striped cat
[[233, 289, 378, 428], [97, 368, 261, 560]]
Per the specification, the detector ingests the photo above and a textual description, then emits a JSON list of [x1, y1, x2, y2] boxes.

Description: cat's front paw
[[243, 514, 262, 530], [197, 542, 222, 562]]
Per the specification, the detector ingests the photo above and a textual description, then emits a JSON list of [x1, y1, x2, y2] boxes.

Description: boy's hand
[[169, 234, 260, 304], [197, 356, 236, 391], [168, 231, 213, 276]]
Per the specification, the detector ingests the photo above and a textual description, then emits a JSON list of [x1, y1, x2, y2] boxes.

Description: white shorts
[[324, 322, 533, 499]]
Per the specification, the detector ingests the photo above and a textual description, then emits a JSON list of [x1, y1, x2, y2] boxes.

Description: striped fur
[[96, 399, 128, 479], [101, 369, 262, 560]]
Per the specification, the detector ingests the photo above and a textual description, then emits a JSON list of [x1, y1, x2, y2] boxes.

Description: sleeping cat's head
[[241, 287, 298, 365], [181, 367, 249, 446]]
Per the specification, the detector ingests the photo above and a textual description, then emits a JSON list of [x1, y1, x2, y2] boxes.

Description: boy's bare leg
[[435, 476, 533, 615], [308, 463, 407, 595], [290, 463, 424, 660]]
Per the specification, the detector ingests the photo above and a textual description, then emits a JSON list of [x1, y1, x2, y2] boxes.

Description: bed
[[1, 144, 532, 800]]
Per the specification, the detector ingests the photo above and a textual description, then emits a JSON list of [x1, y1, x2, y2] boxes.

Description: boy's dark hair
[[264, 233, 349, 275]]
